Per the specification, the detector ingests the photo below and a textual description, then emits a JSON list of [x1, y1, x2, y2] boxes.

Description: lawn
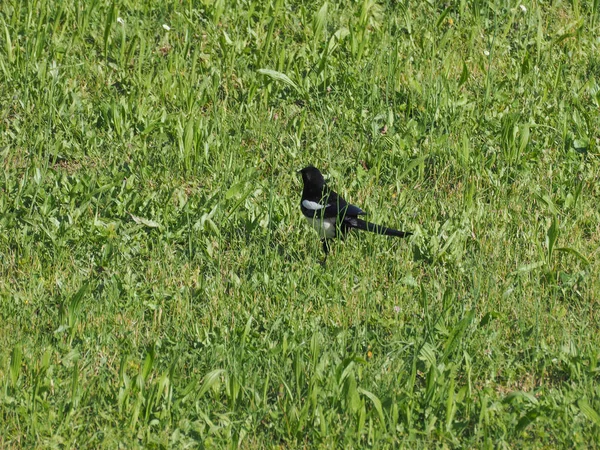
[[1, 0, 599, 447]]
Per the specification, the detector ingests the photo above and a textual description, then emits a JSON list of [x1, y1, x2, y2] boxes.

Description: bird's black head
[[298, 165, 325, 189]]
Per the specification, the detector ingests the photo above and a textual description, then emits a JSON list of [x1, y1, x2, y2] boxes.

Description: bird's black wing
[[323, 189, 366, 219]]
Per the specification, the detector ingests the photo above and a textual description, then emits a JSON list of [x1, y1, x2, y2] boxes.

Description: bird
[[298, 165, 412, 255]]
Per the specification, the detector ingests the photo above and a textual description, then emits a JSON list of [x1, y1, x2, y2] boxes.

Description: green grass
[[1, 0, 600, 447]]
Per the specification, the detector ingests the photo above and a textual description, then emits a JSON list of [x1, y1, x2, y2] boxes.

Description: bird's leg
[[321, 239, 330, 255], [320, 239, 329, 266]]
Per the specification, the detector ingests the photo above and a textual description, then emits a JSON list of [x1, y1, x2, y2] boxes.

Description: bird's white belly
[[305, 216, 337, 239]]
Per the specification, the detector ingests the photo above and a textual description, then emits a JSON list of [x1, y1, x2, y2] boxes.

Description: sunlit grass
[[1, 0, 599, 447]]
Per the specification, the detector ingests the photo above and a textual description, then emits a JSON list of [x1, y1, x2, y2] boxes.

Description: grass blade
[[198, 369, 225, 397], [257, 68, 302, 95], [10, 345, 22, 387], [357, 388, 386, 431], [578, 399, 600, 426]]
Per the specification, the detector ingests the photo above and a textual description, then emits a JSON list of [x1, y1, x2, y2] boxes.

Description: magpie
[[299, 165, 412, 255]]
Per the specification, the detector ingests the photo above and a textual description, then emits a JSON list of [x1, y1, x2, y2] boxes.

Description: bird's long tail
[[352, 218, 412, 238]]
